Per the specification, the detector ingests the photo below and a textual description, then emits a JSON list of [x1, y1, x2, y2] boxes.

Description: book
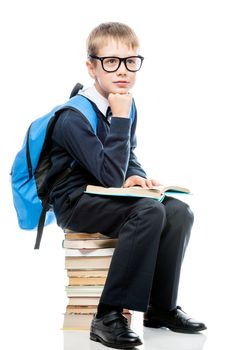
[[67, 269, 108, 278], [64, 232, 108, 239], [65, 285, 104, 297], [85, 184, 191, 200], [63, 239, 117, 249], [65, 256, 112, 270], [69, 276, 107, 285], [66, 305, 130, 314], [66, 305, 98, 314], [65, 248, 115, 257], [63, 313, 95, 330], [68, 297, 100, 306], [63, 310, 132, 330]]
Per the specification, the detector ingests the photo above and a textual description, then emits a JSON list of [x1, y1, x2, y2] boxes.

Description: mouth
[[113, 81, 129, 87]]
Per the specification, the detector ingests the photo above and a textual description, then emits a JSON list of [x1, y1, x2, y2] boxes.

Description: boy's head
[[86, 22, 140, 57], [86, 22, 143, 98]]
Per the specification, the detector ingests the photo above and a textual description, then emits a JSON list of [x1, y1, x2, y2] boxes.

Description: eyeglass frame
[[88, 55, 144, 72]]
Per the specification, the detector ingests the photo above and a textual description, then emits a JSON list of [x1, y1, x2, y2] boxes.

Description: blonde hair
[[86, 22, 140, 56]]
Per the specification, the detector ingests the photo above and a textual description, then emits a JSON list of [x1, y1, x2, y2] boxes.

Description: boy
[[45, 22, 206, 348]]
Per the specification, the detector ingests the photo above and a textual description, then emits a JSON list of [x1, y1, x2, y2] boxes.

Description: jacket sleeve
[[54, 109, 132, 187], [125, 112, 147, 180]]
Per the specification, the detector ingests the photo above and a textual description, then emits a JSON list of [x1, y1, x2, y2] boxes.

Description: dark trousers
[[64, 194, 194, 312]]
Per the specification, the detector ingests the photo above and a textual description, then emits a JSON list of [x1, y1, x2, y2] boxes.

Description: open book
[[85, 184, 191, 201]]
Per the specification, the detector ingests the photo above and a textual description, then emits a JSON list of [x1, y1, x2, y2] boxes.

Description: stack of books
[[62, 231, 132, 330]]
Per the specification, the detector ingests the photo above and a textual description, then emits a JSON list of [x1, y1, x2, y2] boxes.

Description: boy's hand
[[123, 175, 161, 189], [108, 93, 132, 118]]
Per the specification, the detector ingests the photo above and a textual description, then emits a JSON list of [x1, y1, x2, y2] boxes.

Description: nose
[[116, 60, 127, 74]]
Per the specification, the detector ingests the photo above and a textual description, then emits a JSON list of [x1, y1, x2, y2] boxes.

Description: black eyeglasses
[[89, 55, 144, 72]]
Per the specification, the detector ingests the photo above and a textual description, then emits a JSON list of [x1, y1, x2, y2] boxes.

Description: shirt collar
[[78, 85, 109, 116]]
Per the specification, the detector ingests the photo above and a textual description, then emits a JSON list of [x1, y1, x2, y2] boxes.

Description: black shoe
[[90, 310, 143, 349], [144, 306, 207, 333]]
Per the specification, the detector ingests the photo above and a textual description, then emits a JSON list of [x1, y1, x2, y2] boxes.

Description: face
[[86, 39, 139, 99]]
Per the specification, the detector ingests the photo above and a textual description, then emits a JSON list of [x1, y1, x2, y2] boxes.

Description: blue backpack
[[11, 85, 136, 249]]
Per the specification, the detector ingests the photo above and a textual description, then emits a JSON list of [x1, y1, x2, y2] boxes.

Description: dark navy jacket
[[44, 101, 147, 226]]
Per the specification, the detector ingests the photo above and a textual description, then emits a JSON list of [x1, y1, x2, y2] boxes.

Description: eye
[[126, 58, 137, 66], [104, 58, 118, 65]]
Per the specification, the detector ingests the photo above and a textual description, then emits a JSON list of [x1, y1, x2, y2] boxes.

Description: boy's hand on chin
[[108, 92, 132, 118]]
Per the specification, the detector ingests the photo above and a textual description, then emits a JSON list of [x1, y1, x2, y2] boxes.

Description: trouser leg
[[100, 200, 167, 311], [149, 196, 194, 311]]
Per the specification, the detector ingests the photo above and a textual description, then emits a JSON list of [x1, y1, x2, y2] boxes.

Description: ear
[[86, 60, 96, 79]]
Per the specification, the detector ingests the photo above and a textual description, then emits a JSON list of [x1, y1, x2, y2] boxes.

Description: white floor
[[64, 330, 207, 350], [63, 309, 232, 350]]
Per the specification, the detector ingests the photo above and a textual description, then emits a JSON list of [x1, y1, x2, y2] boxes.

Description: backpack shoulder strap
[[130, 99, 136, 123], [62, 93, 136, 128], [59, 94, 98, 133]]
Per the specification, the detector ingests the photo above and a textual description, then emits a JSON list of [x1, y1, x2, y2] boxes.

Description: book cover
[[85, 184, 190, 200]]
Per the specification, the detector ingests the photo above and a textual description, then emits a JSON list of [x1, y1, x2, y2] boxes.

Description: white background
[[0, 1, 233, 349]]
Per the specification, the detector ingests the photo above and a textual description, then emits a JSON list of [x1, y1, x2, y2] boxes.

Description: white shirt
[[78, 85, 109, 118]]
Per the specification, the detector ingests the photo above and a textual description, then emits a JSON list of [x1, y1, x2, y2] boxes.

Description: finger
[[140, 179, 148, 189], [145, 179, 154, 188], [152, 179, 161, 186], [123, 179, 132, 188]]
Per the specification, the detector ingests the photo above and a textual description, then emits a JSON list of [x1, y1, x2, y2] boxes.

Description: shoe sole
[[90, 332, 143, 349], [143, 320, 207, 334]]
